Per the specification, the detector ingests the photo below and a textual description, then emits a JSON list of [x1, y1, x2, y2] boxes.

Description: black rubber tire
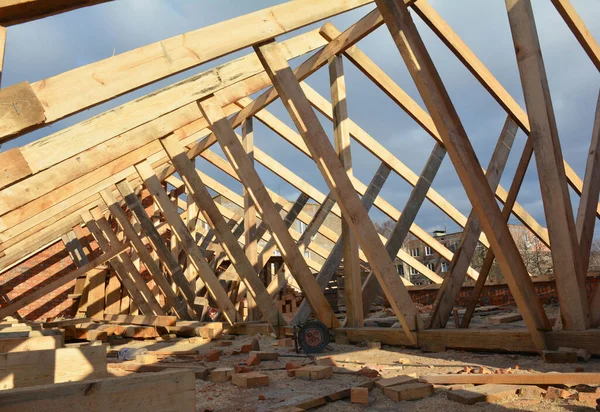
[[297, 320, 329, 354]]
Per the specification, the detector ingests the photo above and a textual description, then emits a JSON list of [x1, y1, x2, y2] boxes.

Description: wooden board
[[422, 373, 600, 386], [0, 346, 107, 389], [0, 335, 62, 353], [0, 369, 196, 412], [0, 148, 32, 191], [0, 0, 112, 26], [103, 315, 177, 327], [0, 82, 45, 142]]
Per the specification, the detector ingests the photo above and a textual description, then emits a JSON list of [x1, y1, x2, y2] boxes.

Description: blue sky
[[2, 0, 599, 237]]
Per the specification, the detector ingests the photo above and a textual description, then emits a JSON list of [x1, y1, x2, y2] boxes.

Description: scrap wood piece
[[420, 373, 600, 386], [383, 381, 434, 402], [103, 314, 177, 327], [287, 381, 375, 410], [375, 374, 418, 389], [0, 369, 196, 412], [121, 325, 160, 339], [107, 362, 210, 380], [488, 313, 523, 324], [42, 318, 92, 329], [446, 384, 521, 405]]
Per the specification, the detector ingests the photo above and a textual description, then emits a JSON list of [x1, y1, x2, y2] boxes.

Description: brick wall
[[409, 276, 600, 307], [0, 240, 79, 320]]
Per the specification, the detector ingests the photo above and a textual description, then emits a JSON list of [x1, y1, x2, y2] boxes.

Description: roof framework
[[0, 0, 598, 352]]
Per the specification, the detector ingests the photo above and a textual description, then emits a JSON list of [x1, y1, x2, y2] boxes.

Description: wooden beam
[[421, 373, 600, 386], [242, 117, 259, 320], [329, 54, 363, 327], [100, 189, 190, 319], [0, 148, 32, 190], [134, 161, 239, 324], [293, 162, 391, 325], [362, 143, 445, 317], [116, 179, 203, 320], [0, 346, 107, 390], [550, 0, 600, 72], [506, 0, 589, 330], [198, 96, 339, 329], [82, 209, 163, 316], [576, 92, 600, 278], [428, 117, 518, 328], [0, 242, 127, 319], [103, 314, 176, 327], [0, 25, 5, 86], [0, 82, 45, 141], [460, 140, 534, 328], [255, 42, 420, 341], [0, 369, 196, 412], [375, 0, 549, 349], [0, 0, 112, 26], [160, 135, 286, 330]]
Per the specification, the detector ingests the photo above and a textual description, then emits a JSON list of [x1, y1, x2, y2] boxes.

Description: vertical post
[[506, 0, 589, 330], [329, 55, 363, 327], [243, 117, 259, 321]]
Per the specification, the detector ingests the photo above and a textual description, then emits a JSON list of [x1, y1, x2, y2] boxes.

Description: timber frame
[[0, 0, 599, 354]]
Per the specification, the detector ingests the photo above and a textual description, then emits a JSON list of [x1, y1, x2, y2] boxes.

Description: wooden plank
[[255, 41, 419, 341], [0, 243, 127, 320], [103, 314, 176, 327], [160, 135, 286, 330], [242, 117, 259, 321], [576, 92, 600, 279], [421, 373, 600, 386], [85, 264, 106, 320], [362, 144, 445, 318], [0, 148, 32, 191], [374, 0, 549, 350], [551, 0, 600, 71], [0, 82, 45, 141], [100, 189, 190, 319], [134, 161, 239, 324], [0, 25, 5, 86], [82, 209, 162, 316], [488, 313, 523, 325], [460, 141, 534, 328], [293, 163, 391, 324], [289, 381, 375, 410], [428, 117, 518, 328], [506, 0, 589, 330], [0, 369, 196, 412], [445, 384, 520, 405], [330, 54, 362, 327], [0, 335, 62, 353], [198, 96, 339, 329], [0, 346, 107, 390], [0, 0, 112, 26]]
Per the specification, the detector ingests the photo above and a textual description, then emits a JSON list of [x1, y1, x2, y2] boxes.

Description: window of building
[[426, 262, 435, 271], [410, 247, 420, 257], [396, 264, 404, 276], [409, 267, 419, 276], [441, 261, 449, 272], [425, 246, 433, 256]]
